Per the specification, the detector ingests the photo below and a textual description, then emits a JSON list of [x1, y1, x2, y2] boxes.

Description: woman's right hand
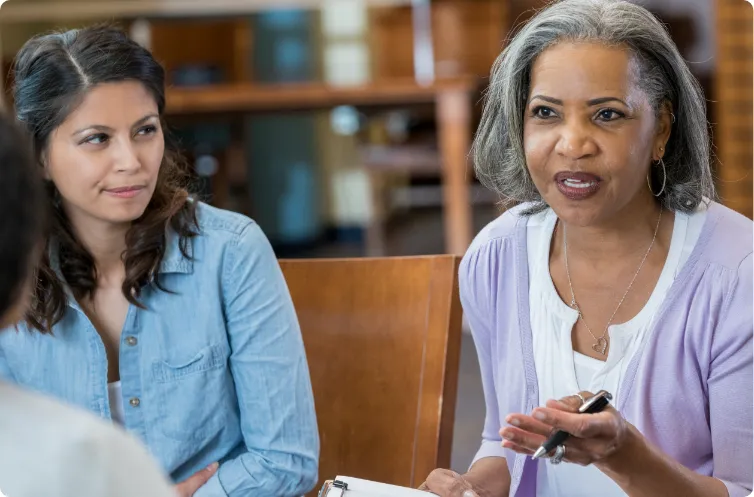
[[418, 469, 480, 497], [174, 462, 219, 497]]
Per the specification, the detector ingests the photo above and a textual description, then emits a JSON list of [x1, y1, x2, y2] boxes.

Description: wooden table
[[166, 77, 479, 255]]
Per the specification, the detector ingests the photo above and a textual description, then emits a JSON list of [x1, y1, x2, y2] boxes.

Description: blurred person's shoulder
[[0, 381, 176, 497]]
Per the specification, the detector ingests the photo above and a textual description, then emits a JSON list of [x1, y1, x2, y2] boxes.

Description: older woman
[[420, 1, 752, 497]]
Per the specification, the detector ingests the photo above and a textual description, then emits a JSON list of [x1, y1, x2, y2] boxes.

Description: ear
[[653, 101, 673, 160], [39, 151, 51, 180]]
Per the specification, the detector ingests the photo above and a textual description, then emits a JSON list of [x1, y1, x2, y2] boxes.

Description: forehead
[[529, 42, 640, 102], [60, 81, 158, 129]]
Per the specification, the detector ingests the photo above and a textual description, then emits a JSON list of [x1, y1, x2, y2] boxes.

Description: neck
[[560, 196, 664, 263], [66, 213, 129, 287]]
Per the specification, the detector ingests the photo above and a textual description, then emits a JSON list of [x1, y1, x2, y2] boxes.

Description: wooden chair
[[279, 255, 463, 495]]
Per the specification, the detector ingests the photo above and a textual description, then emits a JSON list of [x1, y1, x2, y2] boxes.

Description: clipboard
[[318, 476, 438, 497]]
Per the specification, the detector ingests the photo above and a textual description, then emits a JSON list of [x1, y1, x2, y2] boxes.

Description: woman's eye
[[83, 133, 109, 145], [533, 106, 556, 119], [596, 109, 624, 121], [137, 125, 157, 136]]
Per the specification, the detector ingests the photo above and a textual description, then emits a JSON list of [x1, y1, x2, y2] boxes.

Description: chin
[[545, 196, 610, 227], [103, 205, 150, 225]]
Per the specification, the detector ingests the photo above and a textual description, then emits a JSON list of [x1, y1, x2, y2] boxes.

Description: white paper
[[331, 475, 438, 497]]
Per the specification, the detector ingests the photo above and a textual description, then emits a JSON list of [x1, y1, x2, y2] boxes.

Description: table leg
[[436, 89, 472, 255]]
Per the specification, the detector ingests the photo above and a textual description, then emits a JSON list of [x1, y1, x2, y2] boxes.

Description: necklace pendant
[[592, 337, 608, 356]]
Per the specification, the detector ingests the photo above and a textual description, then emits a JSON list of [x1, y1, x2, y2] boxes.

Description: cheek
[[523, 126, 553, 178], [143, 139, 165, 178], [603, 138, 649, 181], [47, 149, 105, 200]]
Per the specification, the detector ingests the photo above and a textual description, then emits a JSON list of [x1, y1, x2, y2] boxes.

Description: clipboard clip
[[318, 479, 349, 497]]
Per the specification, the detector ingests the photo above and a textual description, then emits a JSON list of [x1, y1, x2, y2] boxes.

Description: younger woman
[[0, 26, 319, 497]]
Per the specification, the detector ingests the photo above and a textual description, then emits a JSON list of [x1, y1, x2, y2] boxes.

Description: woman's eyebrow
[[528, 95, 629, 107]]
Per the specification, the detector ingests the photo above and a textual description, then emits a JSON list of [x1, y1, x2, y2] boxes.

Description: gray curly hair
[[472, 0, 716, 214]]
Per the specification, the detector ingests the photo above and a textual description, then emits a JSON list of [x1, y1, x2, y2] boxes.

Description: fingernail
[[502, 430, 514, 440], [533, 411, 546, 421], [508, 417, 520, 427], [463, 491, 478, 497], [208, 462, 219, 471]]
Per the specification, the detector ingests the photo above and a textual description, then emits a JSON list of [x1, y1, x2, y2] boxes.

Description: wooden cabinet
[[149, 19, 252, 85], [369, 0, 507, 81]]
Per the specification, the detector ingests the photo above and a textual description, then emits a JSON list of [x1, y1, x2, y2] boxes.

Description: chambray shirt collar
[[48, 228, 194, 310], [158, 227, 194, 275]]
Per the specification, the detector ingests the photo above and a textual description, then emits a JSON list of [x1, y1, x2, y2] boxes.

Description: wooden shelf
[[0, 0, 413, 23], [165, 77, 480, 115], [360, 144, 441, 175]]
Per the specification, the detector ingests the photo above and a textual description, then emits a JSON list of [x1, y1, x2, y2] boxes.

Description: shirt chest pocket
[[151, 343, 230, 441]]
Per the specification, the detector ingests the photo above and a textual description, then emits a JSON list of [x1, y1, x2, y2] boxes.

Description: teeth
[[564, 179, 596, 188]]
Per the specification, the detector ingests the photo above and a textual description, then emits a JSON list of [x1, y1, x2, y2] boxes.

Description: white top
[[0, 381, 176, 497], [528, 206, 706, 497], [108, 380, 125, 425]]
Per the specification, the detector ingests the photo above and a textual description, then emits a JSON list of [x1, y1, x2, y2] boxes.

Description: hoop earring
[[647, 158, 666, 197]]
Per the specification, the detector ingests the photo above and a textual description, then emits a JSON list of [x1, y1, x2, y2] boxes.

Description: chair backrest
[[279, 255, 463, 494]]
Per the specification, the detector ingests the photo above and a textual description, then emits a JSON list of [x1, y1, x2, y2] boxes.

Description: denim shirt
[[0, 202, 320, 497]]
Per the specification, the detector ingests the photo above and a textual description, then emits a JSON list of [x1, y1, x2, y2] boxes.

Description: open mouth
[[562, 178, 598, 189], [554, 171, 602, 200]]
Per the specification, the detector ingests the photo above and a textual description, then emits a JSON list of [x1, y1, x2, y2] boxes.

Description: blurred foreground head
[[0, 114, 43, 328]]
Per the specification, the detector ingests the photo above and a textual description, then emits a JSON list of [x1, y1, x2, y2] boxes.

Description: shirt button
[[129, 397, 140, 407], [125, 336, 138, 346]]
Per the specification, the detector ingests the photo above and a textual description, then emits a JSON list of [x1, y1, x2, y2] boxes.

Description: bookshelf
[[0, 0, 505, 254], [164, 77, 480, 255]]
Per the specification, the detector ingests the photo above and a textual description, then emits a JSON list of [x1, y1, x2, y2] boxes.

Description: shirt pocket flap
[[152, 344, 226, 383]]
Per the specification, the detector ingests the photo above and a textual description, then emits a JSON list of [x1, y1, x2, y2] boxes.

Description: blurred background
[[0, 0, 751, 472]]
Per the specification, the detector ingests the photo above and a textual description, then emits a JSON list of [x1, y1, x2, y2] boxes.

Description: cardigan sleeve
[[460, 236, 510, 466], [708, 253, 753, 497]]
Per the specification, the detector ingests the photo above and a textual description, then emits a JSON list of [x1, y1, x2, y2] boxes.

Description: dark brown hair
[[13, 25, 198, 333]]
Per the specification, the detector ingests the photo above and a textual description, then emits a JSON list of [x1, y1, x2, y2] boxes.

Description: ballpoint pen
[[532, 390, 613, 460]]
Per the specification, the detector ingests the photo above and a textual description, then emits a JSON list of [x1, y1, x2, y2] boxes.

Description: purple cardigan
[[461, 201, 753, 497]]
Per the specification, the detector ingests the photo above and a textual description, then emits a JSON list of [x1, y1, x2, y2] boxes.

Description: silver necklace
[[563, 208, 663, 356]]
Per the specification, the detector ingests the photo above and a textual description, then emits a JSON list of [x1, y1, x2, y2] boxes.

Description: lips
[[106, 186, 143, 193], [104, 185, 145, 199], [554, 171, 601, 200]]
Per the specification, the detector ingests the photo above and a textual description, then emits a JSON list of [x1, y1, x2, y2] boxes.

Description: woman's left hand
[[499, 391, 632, 467]]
